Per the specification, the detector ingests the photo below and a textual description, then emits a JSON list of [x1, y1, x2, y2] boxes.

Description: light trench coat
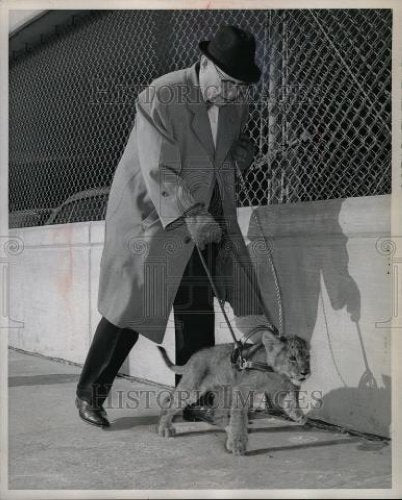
[[97, 61, 264, 343]]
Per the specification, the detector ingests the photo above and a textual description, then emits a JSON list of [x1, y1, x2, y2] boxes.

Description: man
[[76, 25, 275, 427]]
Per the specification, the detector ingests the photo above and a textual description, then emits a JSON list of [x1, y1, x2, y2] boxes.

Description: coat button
[[184, 236, 192, 244]]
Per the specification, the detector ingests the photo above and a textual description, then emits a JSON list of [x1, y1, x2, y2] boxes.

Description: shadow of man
[[245, 199, 391, 436], [246, 198, 360, 343]]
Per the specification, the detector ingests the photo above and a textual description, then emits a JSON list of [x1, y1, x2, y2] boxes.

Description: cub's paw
[[158, 425, 176, 438], [214, 410, 230, 429], [225, 436, 247, 456], [287, 409, 307, 425]]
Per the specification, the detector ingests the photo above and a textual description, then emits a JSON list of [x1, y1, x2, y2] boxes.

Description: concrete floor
[[8, 349, 391, 490]]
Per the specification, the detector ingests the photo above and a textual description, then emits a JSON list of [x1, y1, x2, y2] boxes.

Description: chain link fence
[[9, 9, 392, 228]]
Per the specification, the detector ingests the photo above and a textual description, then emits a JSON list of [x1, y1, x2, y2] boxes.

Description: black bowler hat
[[199, 25, 261, 84]]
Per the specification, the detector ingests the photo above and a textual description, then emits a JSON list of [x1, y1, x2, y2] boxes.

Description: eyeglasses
[[213, 63, 249, 97]]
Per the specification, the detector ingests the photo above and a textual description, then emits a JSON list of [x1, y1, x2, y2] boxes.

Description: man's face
[[199, 55, 248, 106]]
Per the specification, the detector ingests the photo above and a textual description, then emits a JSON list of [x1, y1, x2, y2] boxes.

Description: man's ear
[[261, 330, 283, 354]]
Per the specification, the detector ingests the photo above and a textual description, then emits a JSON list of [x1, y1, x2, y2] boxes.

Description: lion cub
[[157, 330, 311, 455]]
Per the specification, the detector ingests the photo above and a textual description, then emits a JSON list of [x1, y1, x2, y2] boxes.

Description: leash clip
[[238, 358, 249, 371]]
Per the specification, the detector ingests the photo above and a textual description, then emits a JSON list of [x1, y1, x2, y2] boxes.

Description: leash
[[355, 320, 377, 389], [235, 162, 284, 338], [319, 289, 348, 388], [193, 153, 285, 373], [195, 244, 240, 346], [195, 244, 276, 373], [320, 288, 377, 389]]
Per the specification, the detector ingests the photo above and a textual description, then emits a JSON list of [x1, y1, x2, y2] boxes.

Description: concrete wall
[[8, 195, 391, 437], [243, 196, 391, 438]]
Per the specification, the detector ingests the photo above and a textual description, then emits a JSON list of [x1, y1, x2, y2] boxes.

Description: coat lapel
[[184, 63, 242, 169], [185, 63, 216, 161]]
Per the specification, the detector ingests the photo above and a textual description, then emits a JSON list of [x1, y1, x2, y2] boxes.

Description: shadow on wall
[[306, 375, 391, 437], [246, 198, 390, 435]]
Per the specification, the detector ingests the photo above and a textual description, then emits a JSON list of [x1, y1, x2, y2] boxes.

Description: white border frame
[[1, 1, 401, 498]]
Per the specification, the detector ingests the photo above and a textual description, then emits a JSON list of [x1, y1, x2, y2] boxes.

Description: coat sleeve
[[135, 86, 204, 230]]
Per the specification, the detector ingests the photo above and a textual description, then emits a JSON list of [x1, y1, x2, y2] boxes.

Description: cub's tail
[[157, 346, 186, 374]]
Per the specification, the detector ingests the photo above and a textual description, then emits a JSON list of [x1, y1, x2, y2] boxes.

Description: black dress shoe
[[182, 404, 216, 424], [75, 396, 110, 427]]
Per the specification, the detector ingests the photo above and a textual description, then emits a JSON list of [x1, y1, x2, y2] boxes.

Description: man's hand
[[230, 133, 255, 174], [185, 210, 222, 250]]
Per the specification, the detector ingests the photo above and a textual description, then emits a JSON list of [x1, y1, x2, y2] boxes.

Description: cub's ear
[[261, 330, 283, 353]]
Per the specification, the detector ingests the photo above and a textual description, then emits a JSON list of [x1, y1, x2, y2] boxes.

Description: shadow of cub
[[157, 330, 311, 455]]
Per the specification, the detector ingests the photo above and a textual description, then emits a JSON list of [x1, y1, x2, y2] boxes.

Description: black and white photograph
[[1, 0, 401, 497]]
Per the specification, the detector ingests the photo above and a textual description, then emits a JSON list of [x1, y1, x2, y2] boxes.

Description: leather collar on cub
[[231, 325, 280, 373]]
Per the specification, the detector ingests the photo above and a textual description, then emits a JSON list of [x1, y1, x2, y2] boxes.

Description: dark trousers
[[76, 243, 217, 407], [173, 243, 217, 385]]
